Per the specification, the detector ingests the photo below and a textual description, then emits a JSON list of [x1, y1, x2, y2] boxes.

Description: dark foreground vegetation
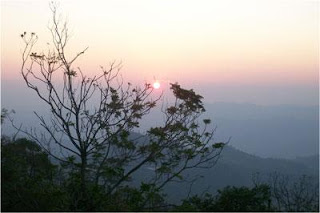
[[2, 3, 318, 212], [1, 136, 318, 212]]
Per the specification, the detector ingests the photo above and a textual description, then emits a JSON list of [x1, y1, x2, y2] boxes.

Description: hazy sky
[[1, 0, 319, 107]]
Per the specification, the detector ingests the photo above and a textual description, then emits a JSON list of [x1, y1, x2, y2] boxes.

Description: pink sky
[[1, 0, 319, 106]]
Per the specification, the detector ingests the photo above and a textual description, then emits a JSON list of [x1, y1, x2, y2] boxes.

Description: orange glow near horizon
[[1, 0, 318, 105]]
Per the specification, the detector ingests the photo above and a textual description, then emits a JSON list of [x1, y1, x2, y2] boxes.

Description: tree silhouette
[[18, 3, 225, 210], [175, 185, 272, 212], [269, 172, 319, 212], [1, 137, 67, 211]]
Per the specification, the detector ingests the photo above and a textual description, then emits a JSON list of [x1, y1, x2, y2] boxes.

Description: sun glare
[[153, 81, 161, 89]]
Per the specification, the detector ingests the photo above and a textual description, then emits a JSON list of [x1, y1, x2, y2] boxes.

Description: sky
[[1, 0, 319, 107]]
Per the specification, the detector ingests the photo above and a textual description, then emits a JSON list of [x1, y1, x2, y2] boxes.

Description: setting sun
[[0, 1, 318, 211], [153, 81, 161, 89]]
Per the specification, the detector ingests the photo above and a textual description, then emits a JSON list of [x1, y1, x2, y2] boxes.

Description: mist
[[1, 0, 319, 211], [2, 77, 318, 159]]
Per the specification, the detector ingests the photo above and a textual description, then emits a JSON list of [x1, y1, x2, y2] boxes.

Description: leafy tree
[[1, 137, 67, 211], [213, 185, 271, 212], [175, 184, 272, 212], [16, 3, 225, 211], [174, 193, 216, 211]]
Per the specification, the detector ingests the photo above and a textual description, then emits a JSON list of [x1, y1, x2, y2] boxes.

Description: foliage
[[1, 108, 8, 124], [174, 193, 215, 211], [1, 108, 15, 124], [1, 137, 167, 211], [14, 3, 225, 211], [175, 185, 272, 212], [214, 185, 272, 211], [1, 137, 68, 211], [2, 136, 317, 212]]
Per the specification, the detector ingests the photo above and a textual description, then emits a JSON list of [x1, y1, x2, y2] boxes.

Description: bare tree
[[269, 172, 319, 212], [18, 3, 225, 210]]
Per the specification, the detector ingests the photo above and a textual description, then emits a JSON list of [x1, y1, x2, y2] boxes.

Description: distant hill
[[6, 129, 318, 205], [202, 102, 319, 158], [3, 101, 318, 204], [143, 145, 319, 204], [136, 102, 319, 159], [292, 154, 319, 172], [3, 102, 318, 159]]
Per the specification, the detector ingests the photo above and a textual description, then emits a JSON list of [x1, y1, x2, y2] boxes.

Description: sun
[[153, 81, 161, 89]]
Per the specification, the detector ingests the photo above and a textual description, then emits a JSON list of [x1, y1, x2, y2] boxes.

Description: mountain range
[[156, 145, 319, 203]]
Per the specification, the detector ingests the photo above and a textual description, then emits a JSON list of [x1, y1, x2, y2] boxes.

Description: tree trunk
[[80, 151, 90, 210]]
